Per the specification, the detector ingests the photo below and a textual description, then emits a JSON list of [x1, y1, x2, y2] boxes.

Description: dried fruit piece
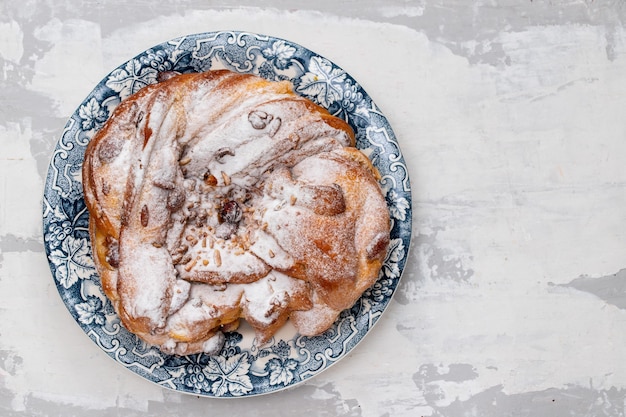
[[248, 110, 273, 129], [140, 205, 149, 227], [219, 200, 243, 224]]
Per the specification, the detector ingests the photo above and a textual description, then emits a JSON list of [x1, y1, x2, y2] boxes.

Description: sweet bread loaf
[[83, 70, 390, 355]]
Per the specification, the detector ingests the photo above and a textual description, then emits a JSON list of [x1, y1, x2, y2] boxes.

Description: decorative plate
[[42, 31, 412, 397]]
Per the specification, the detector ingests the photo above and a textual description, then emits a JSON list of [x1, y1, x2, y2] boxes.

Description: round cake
[[82, 69, 390, 355]]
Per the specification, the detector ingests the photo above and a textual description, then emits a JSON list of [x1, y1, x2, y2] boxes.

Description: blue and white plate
[[42, 31, 412, 397]]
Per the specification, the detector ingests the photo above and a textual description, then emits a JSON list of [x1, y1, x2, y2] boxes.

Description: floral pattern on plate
[[42, 31, 412, 397]]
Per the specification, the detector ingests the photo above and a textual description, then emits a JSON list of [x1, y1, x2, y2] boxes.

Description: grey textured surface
[[2, 1, 626, 416]]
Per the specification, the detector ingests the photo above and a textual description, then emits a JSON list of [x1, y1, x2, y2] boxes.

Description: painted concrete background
[[2, 0, 626, 415]]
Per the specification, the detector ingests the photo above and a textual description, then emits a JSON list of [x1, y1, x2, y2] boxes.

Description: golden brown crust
[[83, 69, 389, 355], [260, 148, 389, 313]]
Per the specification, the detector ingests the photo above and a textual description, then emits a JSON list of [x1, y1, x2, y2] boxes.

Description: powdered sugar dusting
[[83, 70, 389, 355], [242, 271, 303, 325], [118, 241, 178, 327]]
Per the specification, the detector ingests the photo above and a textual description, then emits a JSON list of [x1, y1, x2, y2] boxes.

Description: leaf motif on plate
[[105, 59, 158, 99], [267, 357, 298, 386], [262, 40, 296, 70], [296, 56, 346, 107], [48, 236, 95, 288], [203, 352, 253, 396], [75, 296, 106, 325], [387, 189, 410, 221], [78, 97, 109, 131]]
